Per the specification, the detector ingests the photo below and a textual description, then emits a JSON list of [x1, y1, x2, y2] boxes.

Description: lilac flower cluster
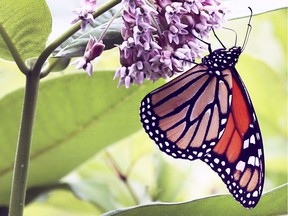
[[73, 36, 105, 76], [71, 0, 97, 30], [114, 0, 227, 88]]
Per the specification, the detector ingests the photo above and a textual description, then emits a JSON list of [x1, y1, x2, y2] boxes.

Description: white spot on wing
[[221, 119, 227, 125], [252, 191, 258, 197], [243, 139, 249, 149], [218, 129, 225, 138], [250, 135, 256, 144], [236, 161, 245, 172], [248, 156, 256, 165], [228, 94, 232, 106], [255, 157, 260, 167], [258, 149, 262, 157], [198, 152, 203, 157], [256, 132, 260, 140]]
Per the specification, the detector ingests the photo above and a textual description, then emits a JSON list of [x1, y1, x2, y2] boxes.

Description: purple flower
[[73, 36, 105, 76], [71, 0, 97, 30], [115, 0, 228, 88]]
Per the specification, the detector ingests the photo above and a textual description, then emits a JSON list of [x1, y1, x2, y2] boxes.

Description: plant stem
[[8, 71, 40, 216]]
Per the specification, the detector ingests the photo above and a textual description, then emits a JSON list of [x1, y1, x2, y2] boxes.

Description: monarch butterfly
[[140, 9, 264, 208]]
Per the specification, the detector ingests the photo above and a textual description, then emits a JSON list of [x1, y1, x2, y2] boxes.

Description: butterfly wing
[[202, 68, 264, 208], [140, 64, 264, 208], [140, 64, 232, 160]]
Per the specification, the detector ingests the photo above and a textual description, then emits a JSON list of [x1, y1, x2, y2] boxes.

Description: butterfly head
[[202, 46, 242, 70]]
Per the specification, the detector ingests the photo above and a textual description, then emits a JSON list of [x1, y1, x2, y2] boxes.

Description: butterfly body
[[140, 46, 264, 208]]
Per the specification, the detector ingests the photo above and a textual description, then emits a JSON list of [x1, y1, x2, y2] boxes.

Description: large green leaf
[[104, 184, 288, 216], [0, 71, 163, 205], [0, 0, 52, 61]]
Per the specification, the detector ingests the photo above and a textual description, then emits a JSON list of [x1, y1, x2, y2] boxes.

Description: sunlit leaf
[[0, 0, 52, 61], [24, 189, 101, 216], [0, 71, 163, 206], [103, 184, 288, 216]]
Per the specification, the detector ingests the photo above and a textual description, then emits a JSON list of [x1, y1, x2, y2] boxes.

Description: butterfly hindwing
[[202, 68, 264, 208]]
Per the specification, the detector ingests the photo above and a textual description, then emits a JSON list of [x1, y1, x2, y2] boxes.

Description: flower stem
[[8, 71, 40, 216], [38, 0, 122, 78]]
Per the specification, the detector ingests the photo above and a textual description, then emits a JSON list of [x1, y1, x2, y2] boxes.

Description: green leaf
[[0, 71, 163, 206], [47, 58, 71, 72], [103, 184, 288, 216], [24, 189, 101, 216], [0, 0, 52, 62]]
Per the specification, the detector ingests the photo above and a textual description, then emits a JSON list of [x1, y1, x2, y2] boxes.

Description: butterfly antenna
[[212, 28, 226, 49], [222, 27, 238, 46], [242, 7, 253, 51], [192, 33, 213, 53]]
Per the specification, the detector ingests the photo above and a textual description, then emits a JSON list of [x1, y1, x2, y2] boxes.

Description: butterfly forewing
[[140, 46, 265, 208], [140, 64, 232, 160]]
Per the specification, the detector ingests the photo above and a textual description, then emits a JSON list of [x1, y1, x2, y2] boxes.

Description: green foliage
[[0, 71, 163, 206], [0, 0, 52, 62], [104, 184, 288, 216]]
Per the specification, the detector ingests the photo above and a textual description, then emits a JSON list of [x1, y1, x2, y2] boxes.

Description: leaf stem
[[106, 151, 140, 205], [0, 25, 29, 74], [8, 71, 40, 216]]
